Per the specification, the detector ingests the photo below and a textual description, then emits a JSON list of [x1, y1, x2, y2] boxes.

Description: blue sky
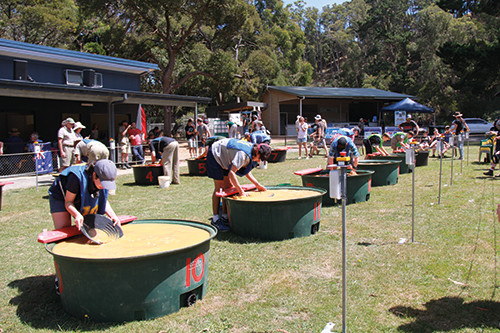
[[282, 0, 345, 10]]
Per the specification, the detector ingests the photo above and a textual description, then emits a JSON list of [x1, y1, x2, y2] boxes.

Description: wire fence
[[0, 149, 58, 178]]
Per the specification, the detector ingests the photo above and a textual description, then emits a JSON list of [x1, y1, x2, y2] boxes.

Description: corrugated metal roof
[[0, 38, 159, 75], [268, 86, 413, 100], [0, 79, 210, 107]]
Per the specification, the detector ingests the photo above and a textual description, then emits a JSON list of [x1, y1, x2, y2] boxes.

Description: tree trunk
[[164, 106, 172, 137]]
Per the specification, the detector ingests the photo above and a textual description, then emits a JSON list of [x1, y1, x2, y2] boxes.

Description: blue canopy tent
[[380, 98, 434, 113]]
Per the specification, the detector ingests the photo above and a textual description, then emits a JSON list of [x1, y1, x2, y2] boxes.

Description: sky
[[282, 0, 345, 10]]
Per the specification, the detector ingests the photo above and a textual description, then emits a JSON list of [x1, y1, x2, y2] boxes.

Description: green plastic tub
[[225, 186, 325, 240], [133, 165, 163, 185], [187, 158, 207, 176], [357, 159, 399, 186], [367, 154, 411, 174], [301, 170, 374, 205], [45, 219, 217, 322], [415, 151, 429, 167]]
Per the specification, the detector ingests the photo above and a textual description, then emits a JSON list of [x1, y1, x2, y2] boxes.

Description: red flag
[[136, 105, 147, 140]]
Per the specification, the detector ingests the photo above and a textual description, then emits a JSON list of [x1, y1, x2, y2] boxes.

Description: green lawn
[[1, 146, 499, 332]]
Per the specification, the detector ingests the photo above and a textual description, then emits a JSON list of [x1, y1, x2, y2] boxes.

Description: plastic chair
[[478, 134, 496, 163]]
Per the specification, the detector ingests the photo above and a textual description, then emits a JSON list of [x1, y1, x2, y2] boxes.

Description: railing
[[0, 148, 57, 178]]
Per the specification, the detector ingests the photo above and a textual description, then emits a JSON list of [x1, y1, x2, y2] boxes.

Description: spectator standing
[[297, 116, 309, 159], [449, 112, 469, 160], [185, 118, 197, 158], [57, 118, 76, 172], [73, 122, 86, 147], [149, 136, 180, 184], [90, 123, 99, 140], [128, 121, 144, 163], [315, 115, 328, 156], [196, 117, 211, 156], [4, 128, 25, 154], [118, 121, 131, 169], [242, 113, 250, 134], [358, 118, 365, 136]]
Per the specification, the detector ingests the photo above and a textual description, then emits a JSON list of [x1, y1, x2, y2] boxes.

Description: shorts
[[49, 196, 67, 213], [198, 140, 206, 147], [297, 137, 307, 143], [60, 146, 74, 167], [206, 148, 229, 181], [363, 139, 374, 155], [188, 138, 196, 148]]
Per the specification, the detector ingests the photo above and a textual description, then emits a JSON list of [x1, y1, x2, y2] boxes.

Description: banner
[[136, 105, 147, 140]]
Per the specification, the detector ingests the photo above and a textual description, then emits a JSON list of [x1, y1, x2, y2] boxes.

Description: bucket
[[187, 158, 207, 176], [133, 165, 163, 185], [158, 176, 171, 188], [225, 186, 325, 240], [357, 159, 399, 186], [45, 219, 217, 322], [301, 170, 374, 205]]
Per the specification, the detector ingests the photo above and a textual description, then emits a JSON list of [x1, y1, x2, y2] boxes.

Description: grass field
[[0, 146, 499, 332]]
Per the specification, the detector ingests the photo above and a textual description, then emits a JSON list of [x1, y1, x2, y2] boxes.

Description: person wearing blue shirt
[[48, 159, 120, 230], [328, 135, 360, 168], [249, 130, 271, 144]]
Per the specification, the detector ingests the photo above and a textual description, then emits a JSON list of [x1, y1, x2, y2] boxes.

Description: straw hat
[[74, 122, 86, 130]]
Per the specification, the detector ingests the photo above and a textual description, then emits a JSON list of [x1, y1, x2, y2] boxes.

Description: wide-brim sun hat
[[74, 122, 86, 130], [315, 115, 322, 120], [453, 112, 463, 117], [65, 117, 75, 124]]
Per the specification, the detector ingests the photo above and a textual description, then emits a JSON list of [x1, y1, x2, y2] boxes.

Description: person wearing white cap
[[449, 111, 469, 160], [57, 117, 76, 172], [48, 159, 120, 230], [73, 121, 86, 146], [314, 115, 328, 156]]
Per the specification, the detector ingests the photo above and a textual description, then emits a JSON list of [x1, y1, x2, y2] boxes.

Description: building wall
[[0, 55, 141, 91]]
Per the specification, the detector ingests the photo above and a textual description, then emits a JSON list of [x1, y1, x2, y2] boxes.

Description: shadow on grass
[[122, 182, 157, 187], [214, 231, 273, 244], [8, 275, 117, 330], [389, 296, 500, 332]]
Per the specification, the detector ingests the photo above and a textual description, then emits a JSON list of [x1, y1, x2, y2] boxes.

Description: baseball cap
[[94, 159, 117, 191]]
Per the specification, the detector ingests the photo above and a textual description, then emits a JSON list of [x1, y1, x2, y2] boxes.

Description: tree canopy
[[1, 0, 498, 125]]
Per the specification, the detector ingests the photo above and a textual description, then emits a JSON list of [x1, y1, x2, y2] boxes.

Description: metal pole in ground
[[450, 135, 455, 186], [438, 138, 443, 205], [328, 152, 349, 333], [34, 142, 40, 192], [340, 162, 347, 333], [466, 132, 470, 166], [459, 133, 463, 174], [406, 146, 416, 242]]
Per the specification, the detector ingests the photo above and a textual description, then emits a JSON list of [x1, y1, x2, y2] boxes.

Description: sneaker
[[125, 163, 132, 169], [306, 156, 310, 159], [484, 170, 494, 176], [298, 156, 302, 160], [495, 174, 500, 178], [120, 165, 127, 170], [211, 218, 230, 232]]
